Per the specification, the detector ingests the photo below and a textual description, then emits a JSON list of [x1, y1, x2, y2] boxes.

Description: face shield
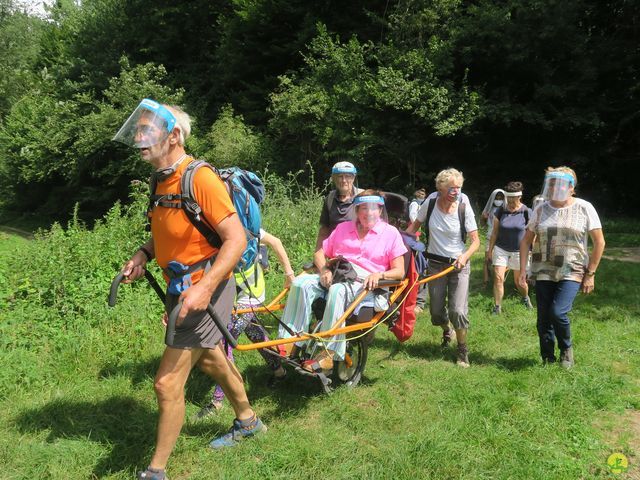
[[331, 161, 358, 193], [542, 172, 574, 202], [532, 194, 545, 210], [349, 195, 387, 228], [112, 99, 177, 149], [331, 161, 357, 176]]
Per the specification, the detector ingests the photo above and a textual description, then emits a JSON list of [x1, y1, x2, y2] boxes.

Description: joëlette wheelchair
[[108, 193, 454, 393]]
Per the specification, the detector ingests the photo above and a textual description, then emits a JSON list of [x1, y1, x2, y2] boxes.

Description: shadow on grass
[[99, 357, 161, 386], [13, 396, 166, 477], [98, 356, 325, 421], [372, 336, 538, 371]]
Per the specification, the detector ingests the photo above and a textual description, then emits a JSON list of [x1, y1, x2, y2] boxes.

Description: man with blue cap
[[316, 161, 363, 254]]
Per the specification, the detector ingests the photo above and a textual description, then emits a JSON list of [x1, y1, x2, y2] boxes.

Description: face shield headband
[[331, 162, 357, 175], [542, 172, 575, 201], [112, 98, 177, 149], [350, 195, 387, 227]]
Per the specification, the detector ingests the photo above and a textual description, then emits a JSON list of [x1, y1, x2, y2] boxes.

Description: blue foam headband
[[140, 98, 177, 133], [332, 165, 357, 174], [354, 195, 385, 205], [545, 171, 575, 186]]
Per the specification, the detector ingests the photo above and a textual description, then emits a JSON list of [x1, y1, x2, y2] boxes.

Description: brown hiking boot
[[560, 347, 574, 369], [456, 343, 470, 368], [441, 328, 456, 348]]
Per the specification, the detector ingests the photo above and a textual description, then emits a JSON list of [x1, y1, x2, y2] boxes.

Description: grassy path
[[0, 230, 638, 479]]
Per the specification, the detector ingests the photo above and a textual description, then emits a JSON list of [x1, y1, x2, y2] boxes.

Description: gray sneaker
[[560, 347, 574, 369], [491, 305, 502, 315], [209, 416, 267, 448], [522, 296, 533, 310]]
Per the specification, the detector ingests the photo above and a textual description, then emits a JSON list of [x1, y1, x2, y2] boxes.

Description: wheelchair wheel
[[333, 333, 368, 388]]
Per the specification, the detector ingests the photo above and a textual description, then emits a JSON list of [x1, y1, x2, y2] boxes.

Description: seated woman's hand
[[364, 272, 384, 290], [320, 268, 333, 288]]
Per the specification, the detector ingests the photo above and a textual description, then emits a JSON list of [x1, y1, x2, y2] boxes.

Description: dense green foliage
[[0, 182, 638, 478], [0, 0, 638, 223]]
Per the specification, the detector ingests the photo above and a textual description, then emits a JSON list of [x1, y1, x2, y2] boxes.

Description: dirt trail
[[602, 247, 640, 264], [0, 226, 34, 239]]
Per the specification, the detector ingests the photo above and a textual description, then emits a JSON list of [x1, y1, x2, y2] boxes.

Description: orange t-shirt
[[150, 157, 236, 283]]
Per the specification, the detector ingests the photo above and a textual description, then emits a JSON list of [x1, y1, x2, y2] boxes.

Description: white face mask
[[493, 200, 504, 207]]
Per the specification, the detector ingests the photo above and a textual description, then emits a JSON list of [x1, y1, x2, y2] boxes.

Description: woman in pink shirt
[[279, 190, 407, 371]]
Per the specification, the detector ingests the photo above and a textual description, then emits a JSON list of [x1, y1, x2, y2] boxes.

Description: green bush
[[189, 105, 274, 172], [0, 170, 324, 352]]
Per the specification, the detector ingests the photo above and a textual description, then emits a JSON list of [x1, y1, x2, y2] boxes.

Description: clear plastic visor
[[542, 173, 574, 201], [348, 201, 388, 224], [112, 99, 176, 148]]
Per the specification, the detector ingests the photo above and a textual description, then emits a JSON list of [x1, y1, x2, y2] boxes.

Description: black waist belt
[[426, 253, 456, 265]]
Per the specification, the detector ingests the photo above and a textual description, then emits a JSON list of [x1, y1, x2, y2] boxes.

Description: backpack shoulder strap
[[494, 206, 504, 220], [424, 197, 437, 229], [458, 201, 467, 243], [181, 159, 223, 249], [523, 207, 530, 225], [147, 174, 159, 215], [326, 190, 337, 212]]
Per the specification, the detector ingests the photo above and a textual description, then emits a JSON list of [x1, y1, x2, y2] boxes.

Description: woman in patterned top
[[518, 167, 605, 368]]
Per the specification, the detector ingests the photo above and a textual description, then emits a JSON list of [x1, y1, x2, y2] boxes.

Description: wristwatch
[[585, 269, 596, 277]]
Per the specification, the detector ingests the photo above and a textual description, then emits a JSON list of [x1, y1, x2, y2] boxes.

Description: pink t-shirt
[[323, 221, 408, 273]]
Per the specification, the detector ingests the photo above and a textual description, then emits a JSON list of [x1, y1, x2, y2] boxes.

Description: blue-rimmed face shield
[[349, 195, 388, 227], [542, 172, 575, 201], [113, 99, 177, 148]]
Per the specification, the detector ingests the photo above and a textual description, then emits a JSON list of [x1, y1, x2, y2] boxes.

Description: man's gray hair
[[166, 104, 191, 146]]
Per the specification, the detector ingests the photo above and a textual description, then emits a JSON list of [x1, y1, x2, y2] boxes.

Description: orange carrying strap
[[234, 265, 455, 352]]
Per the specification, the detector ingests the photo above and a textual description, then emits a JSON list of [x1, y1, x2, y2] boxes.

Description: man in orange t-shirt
[[115, 99, 266, 480]]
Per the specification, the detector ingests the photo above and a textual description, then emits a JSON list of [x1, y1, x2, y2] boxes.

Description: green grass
[[0, 214, 638, 479]]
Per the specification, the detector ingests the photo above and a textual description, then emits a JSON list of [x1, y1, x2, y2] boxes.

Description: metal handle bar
[[108, 272, 125, 307], [109, 270, 237, 347], [108, 269, 166, 307]]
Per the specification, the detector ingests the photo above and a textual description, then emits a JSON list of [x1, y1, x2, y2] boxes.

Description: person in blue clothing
[[487, 181, 533, 314]]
